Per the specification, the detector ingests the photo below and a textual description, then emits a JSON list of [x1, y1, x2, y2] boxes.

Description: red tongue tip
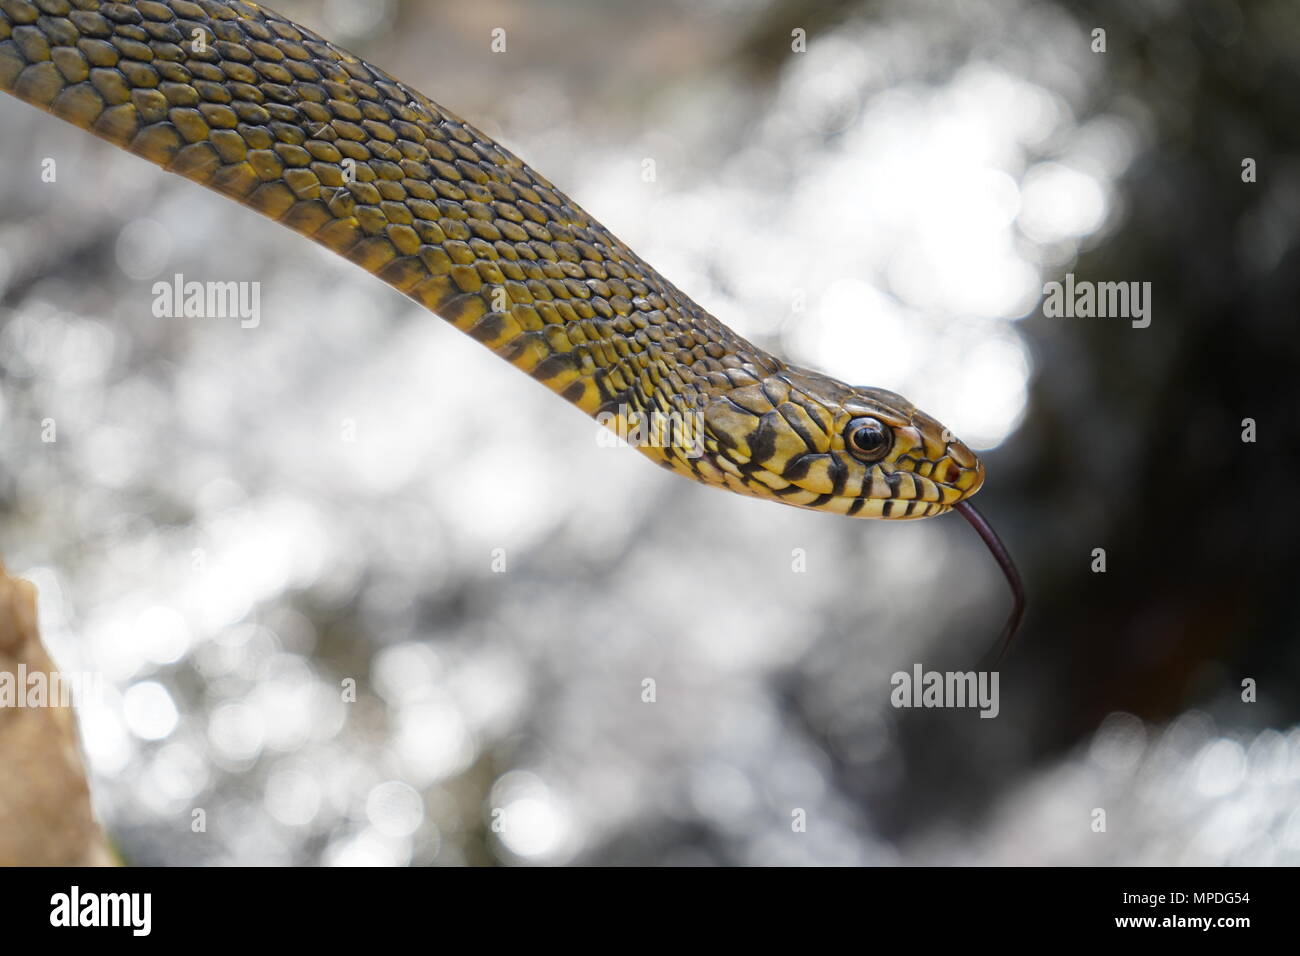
[[953, 499, 1025, 663]]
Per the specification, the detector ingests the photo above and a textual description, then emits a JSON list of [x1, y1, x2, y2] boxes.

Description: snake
[[0, 0, 1024, 653]]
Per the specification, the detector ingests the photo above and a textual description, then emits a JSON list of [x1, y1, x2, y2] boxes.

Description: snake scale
[[0, 0, 1024, 651]]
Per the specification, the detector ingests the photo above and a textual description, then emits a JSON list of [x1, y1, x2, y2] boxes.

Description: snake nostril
[[934, 459, 958, 485]]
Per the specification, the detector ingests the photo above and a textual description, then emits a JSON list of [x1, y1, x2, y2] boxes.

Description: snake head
[[688, 366, 984, 519]]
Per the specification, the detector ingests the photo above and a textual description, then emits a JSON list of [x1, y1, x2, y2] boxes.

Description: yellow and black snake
[[0, 0, 1024, 651]]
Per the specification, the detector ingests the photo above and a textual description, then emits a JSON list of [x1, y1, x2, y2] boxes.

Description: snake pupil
[[846, 417, 891, 461]]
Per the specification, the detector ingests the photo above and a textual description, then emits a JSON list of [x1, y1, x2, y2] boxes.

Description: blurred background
[[0, 0, 1297, 865]]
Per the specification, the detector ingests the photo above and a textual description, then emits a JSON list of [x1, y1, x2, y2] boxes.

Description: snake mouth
[[828, 463, 979, 519], [836, 449, 984, 519], [844, 497, 951, 519]]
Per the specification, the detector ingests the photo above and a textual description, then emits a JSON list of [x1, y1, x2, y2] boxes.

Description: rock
[[0, 562, 112, 866]]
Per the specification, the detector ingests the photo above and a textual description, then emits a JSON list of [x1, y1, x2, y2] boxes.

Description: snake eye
[[845, 417, 891, 462]]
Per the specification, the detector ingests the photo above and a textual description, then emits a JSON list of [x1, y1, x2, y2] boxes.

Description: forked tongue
[[954, 500, 1025, 663]]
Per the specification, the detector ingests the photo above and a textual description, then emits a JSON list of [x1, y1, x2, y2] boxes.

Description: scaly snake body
[[0, 0, 1024, 647]]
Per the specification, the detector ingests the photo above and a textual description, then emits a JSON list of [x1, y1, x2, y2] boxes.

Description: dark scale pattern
[[0, 0, 986, 518]]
